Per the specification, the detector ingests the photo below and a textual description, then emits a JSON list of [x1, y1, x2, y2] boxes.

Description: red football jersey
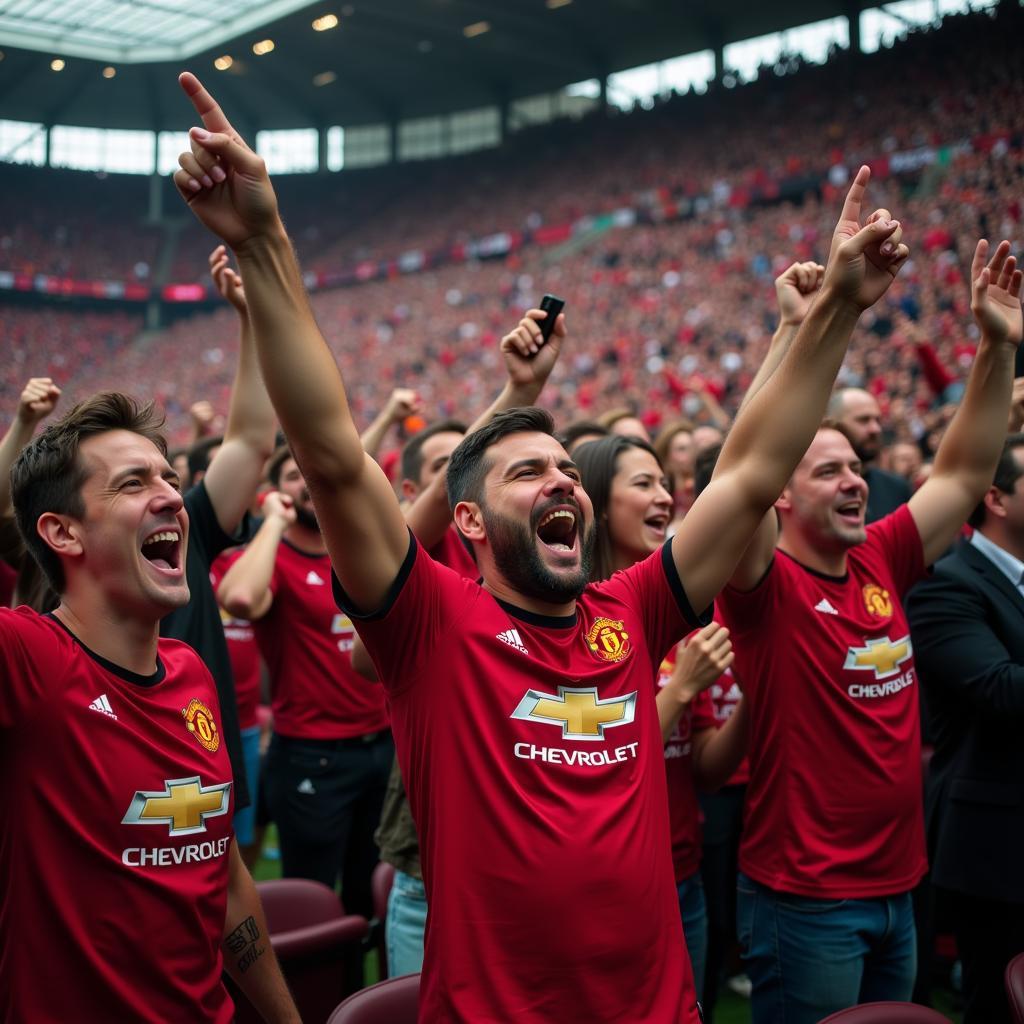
[[717, 505, 927, 898], [254, 540, 388, 739], [210, 549, 261, 730], [427, 524, 478, 581], [706, 658, 749, 786], [0, 608, 234, 1023], [657, 644, 717, 881], [343, 539, 705, 1023]]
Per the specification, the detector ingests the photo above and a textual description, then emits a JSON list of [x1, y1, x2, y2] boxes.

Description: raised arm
[[174, 73, 407, 611], [908, 239, 1023, 565], [672, 167, 908, 612], [217, 492, 295, 621], [200, 244, 279, 535], [0, 378, 61, 515], [404, 307, 566, 549], [360, 388, 422, 461]]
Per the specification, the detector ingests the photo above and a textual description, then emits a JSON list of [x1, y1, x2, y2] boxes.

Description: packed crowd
[[1, 12, 1023, 1024]]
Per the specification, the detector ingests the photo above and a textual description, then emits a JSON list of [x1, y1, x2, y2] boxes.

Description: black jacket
[[906, 538, 1024, 904]]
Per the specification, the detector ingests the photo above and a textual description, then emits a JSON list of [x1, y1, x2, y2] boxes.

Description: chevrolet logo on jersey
[[843, 635, 913, 679], [122, 776, 232, 837], [510, 686, 637, 740]]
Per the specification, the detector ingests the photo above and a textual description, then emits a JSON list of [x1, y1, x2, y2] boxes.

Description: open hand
[[970, 239, 1023, 349], [209, 244, 247, 312]]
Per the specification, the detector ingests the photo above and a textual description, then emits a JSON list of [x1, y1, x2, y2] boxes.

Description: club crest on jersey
[[182, 698, 220, 752], [843, 635, 912, 679], [585, 617, 632, 663], [122, 776, 232, 836], [510, 685, 637, 740], [862, 583, 893, 618]]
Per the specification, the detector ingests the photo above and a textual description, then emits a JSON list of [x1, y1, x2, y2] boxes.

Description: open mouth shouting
[[140, 528, 183, 576], [835, 500, 864, 527], [644, 511, 670, 542], [535, 505, 580, 557]]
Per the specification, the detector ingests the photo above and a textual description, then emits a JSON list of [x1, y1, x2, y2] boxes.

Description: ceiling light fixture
[[252, 39, 275, 55], [214, 55, 233, 70], [312, 14, 339, 31], [102, 65, 116, 78], [50, 57, 65, 71]]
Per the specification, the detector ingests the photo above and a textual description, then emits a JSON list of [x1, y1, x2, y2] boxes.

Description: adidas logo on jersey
[[814, 598, 839, 615], [88, 693, 118, 720], [306, 571, 325, 586], [496, 628, 529, 655]]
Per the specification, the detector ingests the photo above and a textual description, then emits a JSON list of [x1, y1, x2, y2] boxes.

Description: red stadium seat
[[817, 1003, 952, 1023], [327, 973, 420, 1024], [1007, 952, 1024, 1024], [227, 879, 369, 1024], [369, 862, 396, 979]]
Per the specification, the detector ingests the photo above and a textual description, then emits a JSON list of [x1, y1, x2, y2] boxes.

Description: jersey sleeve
[[716, 557, 782, 640], [595, 542, 712, 664], [331, 533, 479, 695], [184, 482, 253, 570], [0, 608, 55, 726], [865, 503, 926, 596]]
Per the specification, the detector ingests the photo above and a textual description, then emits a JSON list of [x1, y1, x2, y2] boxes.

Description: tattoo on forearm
[[225, 915, 265, 974]]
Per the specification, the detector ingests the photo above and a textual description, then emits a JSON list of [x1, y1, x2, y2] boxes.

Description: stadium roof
[[0, 0, 871, 132]]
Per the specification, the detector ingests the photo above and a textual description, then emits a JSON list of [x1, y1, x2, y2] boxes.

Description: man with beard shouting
[[174, 71, 908, 1023]]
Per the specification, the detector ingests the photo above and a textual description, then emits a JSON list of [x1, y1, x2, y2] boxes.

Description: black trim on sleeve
[[661, 541, 713, 628], [45, 613, 166, 687], [332, 529, 418, 621]]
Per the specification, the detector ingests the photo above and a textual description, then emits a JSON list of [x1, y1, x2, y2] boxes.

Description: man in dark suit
[[907, 432, 1024, 1024], [828, 388, 913, 521]]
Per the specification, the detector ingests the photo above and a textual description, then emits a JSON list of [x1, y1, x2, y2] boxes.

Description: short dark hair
[[11, 392, 167, 593], [969, 433, 1024, 528], [558, 420, 609, 451], [400, 419, 467, 486], [693, 441, 723, 498], [187, 434, 223, 488], [574, 434, 662, 582], [266, 445, 294, 489], [446, 407, 556, 508]]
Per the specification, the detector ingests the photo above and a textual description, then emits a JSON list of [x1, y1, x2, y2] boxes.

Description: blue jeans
[[678, 871, 708, 1004], [737, 872, 916, 1024], [387, 869, 427, 977], [232, 725, 261, 846]]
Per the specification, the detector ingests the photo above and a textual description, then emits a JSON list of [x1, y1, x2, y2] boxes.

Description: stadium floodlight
[[214, 55, 234, 71], [102, 66, 116, 78], [50, 57, 64, 71], [312, 14, 339, 32], [252, 39, 275, 55]]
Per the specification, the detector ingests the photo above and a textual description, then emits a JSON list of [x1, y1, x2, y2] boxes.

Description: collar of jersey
[[281, 537, 329, 559], [776, 548, 849, 584], [493, 597, 578, 630], [46, 612, 166, 687]]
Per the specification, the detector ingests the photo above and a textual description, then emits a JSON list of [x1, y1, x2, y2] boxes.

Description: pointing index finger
[[179, 71, 234, 135], [839, 165, 871, 224]]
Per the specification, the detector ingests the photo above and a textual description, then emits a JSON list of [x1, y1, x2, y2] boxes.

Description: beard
[[295, 503, 319, 531], [851, 438, 880, 465], [481, 501, 595, 605]]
